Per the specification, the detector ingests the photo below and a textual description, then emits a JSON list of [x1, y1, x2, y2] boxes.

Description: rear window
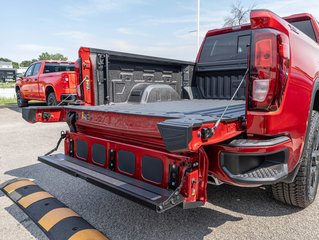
[[44, 63, 75, 74], [290, 20, 316, 41], [199, 30, 251, 63]]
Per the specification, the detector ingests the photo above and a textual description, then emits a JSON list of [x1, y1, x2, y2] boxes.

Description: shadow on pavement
[[3, 163, 303, 240], [206, 184, 301, 217], [4, 163, 243, 240]]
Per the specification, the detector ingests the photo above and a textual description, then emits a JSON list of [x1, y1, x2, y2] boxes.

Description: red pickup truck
[[16, 61, 77, 107], [22, 10, 319, 212]]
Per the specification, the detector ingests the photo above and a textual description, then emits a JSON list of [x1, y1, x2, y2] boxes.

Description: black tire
[[47, 92, 58, 106], [16, 89, 28, 107], [272, 111, 319, 208]]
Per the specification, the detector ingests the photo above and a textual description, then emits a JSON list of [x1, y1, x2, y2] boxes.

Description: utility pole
[[197, 0, 200, 51]]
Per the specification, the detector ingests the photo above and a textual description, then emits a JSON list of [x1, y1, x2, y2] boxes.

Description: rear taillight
[[62, 73, 70, 89], [249, 29, 290, 111]]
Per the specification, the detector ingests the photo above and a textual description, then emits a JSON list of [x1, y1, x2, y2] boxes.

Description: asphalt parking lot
[[1, 105, 319, 240]]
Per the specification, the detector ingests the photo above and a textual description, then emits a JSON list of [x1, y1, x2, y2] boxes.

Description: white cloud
[[256, 0, 319, 19], [53, 31, 91, 41], [100, 40, 197, 61], [117, 28, 133, 35], [63, 0, 119, 19], [12, 44, 66, 61], [116, 27, 149, 38], [63, 0, 149, 20], [16, 44, 64, 53]]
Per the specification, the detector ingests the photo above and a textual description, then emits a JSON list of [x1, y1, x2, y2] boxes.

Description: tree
[[0, 57, 12, 62], [223, 1, 256, 27], [20, 59, 37, 67], [51, 53, 68, 61], [12, 62, 19, 69], [38, 52, 51, 60], [38, 52, 68, 61]]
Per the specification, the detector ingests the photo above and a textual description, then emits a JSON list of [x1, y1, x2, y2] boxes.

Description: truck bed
[[66, 99, 245, 121]]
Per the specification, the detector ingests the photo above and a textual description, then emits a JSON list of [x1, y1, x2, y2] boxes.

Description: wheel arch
[[45, 85, 55, 100], [284, 78, 319, 183]]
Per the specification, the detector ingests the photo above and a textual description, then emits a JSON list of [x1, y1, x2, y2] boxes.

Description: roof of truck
[[284, 13, 315, 22], [40, 60, 74, 64]]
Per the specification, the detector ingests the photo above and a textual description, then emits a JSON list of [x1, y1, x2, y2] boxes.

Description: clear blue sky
[[2, 0, 319, 62]]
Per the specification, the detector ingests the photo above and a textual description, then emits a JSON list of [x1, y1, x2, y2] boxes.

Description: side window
[[44, 63, 75, 73], [25, 65, 35, 77], [291, 20, 317, 42], [32, 63, 42, 76]]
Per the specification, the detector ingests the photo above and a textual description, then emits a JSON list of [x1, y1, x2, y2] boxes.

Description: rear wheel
[[47, 92, 58, 106], [16, 89, 28, 107], [272, 111, 319, 208]]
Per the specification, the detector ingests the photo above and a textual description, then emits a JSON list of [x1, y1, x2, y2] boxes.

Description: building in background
[[0, 61, 16, 82], [0, 61, 13, 68]]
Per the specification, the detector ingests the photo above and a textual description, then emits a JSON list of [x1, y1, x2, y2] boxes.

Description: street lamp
[[197, 0, 200, 51], [189, 0, 201, 52]]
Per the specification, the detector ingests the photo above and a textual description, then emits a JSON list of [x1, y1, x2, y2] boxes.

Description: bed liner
[[65, 99, 245, 122]]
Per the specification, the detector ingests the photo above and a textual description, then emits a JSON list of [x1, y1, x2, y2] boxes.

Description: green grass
[[0, 97, 16, 105], [0, 82, 16, 88]]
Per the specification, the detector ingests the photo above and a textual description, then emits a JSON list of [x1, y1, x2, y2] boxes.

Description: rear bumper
[[60, 94, 77, 102], [212, 136, 292, 186]]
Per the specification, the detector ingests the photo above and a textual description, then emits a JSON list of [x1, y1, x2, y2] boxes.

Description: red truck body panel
[[247, 11, 319, 170], [194, 10, 319, 175], [77, 48, 95, 106]]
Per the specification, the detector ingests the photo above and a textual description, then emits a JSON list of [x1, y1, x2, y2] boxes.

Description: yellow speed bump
[[38, 208, 80, 231], [3, 179, 35, 194], [68, 229, 109, 240], [1, 178, 109, 240], [18, 191, 54, 208]]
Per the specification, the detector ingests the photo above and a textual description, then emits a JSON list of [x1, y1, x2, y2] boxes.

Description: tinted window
[[25, 65, 34, 77], [291, 20, 316, 41], [44, 63, 75, 74], [32, 63, 41, 76], [199, 30, 251, 63]]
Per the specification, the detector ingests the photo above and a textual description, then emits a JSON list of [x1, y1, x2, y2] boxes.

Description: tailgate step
[[226, 163, 288, 184], [39, 154, 183, 212]]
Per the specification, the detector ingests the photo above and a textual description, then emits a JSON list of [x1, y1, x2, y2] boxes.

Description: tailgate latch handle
[[201, 128, 213, 140]]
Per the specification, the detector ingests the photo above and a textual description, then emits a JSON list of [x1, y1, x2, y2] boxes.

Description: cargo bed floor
[[67, 99, 245, 121]]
